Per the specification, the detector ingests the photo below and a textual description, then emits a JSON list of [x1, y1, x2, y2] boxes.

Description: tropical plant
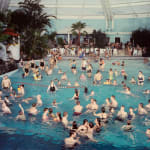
[[11, 0, 55, 59], [131, 28, 150, 56], [92, 30, 108, 48], [71, 21, 86, 46]]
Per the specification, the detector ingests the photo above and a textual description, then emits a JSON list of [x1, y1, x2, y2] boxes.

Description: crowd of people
[[0, 54, 150, 148]]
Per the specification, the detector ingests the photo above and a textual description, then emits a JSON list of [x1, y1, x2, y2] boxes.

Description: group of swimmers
[[0, 56, 150, 148]]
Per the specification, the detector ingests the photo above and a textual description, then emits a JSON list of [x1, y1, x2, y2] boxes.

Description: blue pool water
[[0, 58, 150, 150]]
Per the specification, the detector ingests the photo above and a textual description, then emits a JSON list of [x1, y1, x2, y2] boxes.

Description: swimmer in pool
[[94, 70, 102, 85], [138, 71, 144, 86], [146, 128, 150, 139], [94, 118, 102, 133], [16, 104, 26, 121], [117, 87, 138, 97], [110, 95, 118, 108], [103, 98, 111, 111], [73, 101, 83, 116], [128, 107, 135, 120], [27, 103, 38, 116], [17, 84, 25, 96], [116, 105, 128, 121], [47, 80, 58, 93], [122, 120, 134, 131], [53, 112, 62, 122], [93, 107, 108, 124], [71, 89, 80, 100], [51, 99, 62, 108], [2, 101, 11, 114], [61, 72, 68, 81], [99, 58, 105, 71], [86, 98, 99, 113], [109, 68, 113, 81], [58, 69, 63, 74], [42, 108, 49, 122], [74, 81, 80, 87], [77, 119, 88, 137], [112, 80, 118, 86], [143, 89, 150, 94], [39, 59, 45, 70], [130, 77, 136, 84], [145, 99, 150, 111], [86, 122, 97, 142], [22, 97, 33, 104], [67, 81, 71, 86], [62, 112, 69, 127], [36, 95, 42, 107], [103, 79, 112, 85], [138, 103, 147, 115], [114, 69, 119, 77], [79, 73, 86, 81], [81, 59, 87, 71], [86, 64, 93, 78], [64, 130, 80, 148], [1, 75, 11, 89]]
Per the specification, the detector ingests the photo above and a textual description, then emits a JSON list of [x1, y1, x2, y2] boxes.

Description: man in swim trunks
[[1, 75, 11, 89]]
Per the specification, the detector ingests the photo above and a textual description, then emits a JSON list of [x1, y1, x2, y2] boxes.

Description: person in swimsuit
[[109, 68, 113, 81], [138, 71, 144, 86], [30, 59, 35, 69], [1, 76, 11, 89], [73, 101, 83, 116], [16, 104, 26, 121], [42, 108, 49, 122], [71, 89, 80, 100], [40, 59, 45, 70], [47, 80, 58, 93], [86, 64, 93, 78]]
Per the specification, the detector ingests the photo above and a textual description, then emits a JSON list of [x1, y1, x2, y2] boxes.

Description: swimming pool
[[0, 57, 150, 150]]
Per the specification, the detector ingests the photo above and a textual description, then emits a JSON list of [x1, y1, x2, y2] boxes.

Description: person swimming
[[16, 104, 26, 121], [73, 101, 83, 116], [27, 103, 38, 116], [122, 120, 134, 131], [138, 71, 144, 86], [42, 108, 49, 122], [71, 89, 80, 100], [47, 80, 58, 93], [128, 107, 135, 120], [146, 128, 150, 139], [94, 70, 102, 85], [86, 98, 99, 113], [116, 105, 128, 121], [64, 130, 80, 148], [109, 68, 113, 81], [36, 95, 43, 107], [110, 95, 118, 108], [1, 75, 11, 89], [145, 99, 150, 111], [93, 107, 108, 124], [62, 112, 69, 127], [138, 103, 147, 115]]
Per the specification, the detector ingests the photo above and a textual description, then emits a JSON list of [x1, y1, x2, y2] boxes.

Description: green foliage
[[10, 0, 55, 59], [131, 28, 150, 56], [71, 21, 86, 46], [57, 37, 65, 46], [92, 30, 108, 48], [48, 31, 57, 42], [131, 28, 150, 47]]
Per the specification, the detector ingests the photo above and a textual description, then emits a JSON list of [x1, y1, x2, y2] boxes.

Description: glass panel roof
[[8, 0, 150, 18]]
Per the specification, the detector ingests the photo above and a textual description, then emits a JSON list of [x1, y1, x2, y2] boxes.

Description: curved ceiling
[[8, 0, 150, 19]]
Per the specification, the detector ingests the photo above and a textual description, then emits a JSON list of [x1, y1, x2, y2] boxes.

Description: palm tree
[[71, 21, 86, 46]]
